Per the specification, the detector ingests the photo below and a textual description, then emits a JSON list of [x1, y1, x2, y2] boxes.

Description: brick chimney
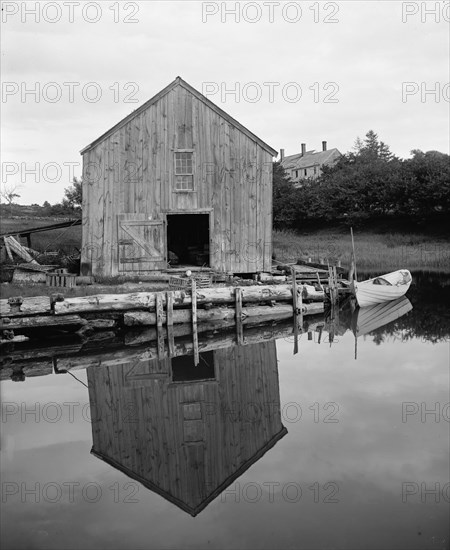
[[301, 143, 306, 156], [280, 149, 285, 161], [322, 141, 327, 151]]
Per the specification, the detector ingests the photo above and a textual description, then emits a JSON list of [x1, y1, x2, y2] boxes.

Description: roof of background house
[[281, 148, 341, 170]]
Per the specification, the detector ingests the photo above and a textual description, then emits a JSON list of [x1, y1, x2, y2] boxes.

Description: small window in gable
[[174, 151, 194, 191]]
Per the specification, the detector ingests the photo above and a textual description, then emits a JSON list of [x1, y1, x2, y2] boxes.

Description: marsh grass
[[273, 229, 450, 271]]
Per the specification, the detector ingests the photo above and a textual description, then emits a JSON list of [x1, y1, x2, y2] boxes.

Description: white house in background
[[279, 141, 341, 184]]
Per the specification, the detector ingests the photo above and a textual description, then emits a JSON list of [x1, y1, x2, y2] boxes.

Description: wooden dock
[[0, 282, 329, 365]]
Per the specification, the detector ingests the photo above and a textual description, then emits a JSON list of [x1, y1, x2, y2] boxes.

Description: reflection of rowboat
[[351, 296, 413, 337], [350, 296, 413, 359], [353, 270, 412, 307]]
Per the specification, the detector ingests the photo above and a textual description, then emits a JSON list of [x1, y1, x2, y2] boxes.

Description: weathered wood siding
[[81, 83, 273, 276], [87, 341, 285, 515]]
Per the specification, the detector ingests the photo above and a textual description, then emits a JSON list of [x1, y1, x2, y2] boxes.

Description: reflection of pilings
[[0, 313, 329, 380], [57, 321, 307, 371], [1, 320, 305, 376]]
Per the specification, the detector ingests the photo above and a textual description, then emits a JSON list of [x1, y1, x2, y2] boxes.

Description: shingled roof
[[281, 148, 341, 171]]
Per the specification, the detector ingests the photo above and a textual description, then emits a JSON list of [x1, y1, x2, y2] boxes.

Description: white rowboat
[[353, 269, 412, 307]]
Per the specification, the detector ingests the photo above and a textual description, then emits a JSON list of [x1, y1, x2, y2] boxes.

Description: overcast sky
[[1, 0, 449, 204]]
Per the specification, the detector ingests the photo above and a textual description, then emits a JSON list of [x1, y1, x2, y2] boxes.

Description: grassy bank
[[273, 228, 450, 272]]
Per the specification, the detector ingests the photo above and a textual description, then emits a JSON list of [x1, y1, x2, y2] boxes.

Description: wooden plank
[[5, 236, 38, 264], [0, 314, 85, 330], [235, 287, 243, 345], [230, 126, 239, 271], [191, 279, 199, 366], [0, 296, 51, 317], [263, 151, 273, 272], [102, 135, 112, 277], [166, 291, 173, 326], [4, 237, 13, 261], [110, 128, 120, 276]]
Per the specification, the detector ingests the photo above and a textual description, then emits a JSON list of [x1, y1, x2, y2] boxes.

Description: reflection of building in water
[[87, 341, 287, 516]]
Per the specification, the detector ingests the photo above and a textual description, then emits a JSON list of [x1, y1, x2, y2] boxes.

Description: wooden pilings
[[166, 291, 175, 357], [191, 279, 199, 366], [52, 284, 304, 315], [1, 281, 328, 343], [235, 287, 243, 345]]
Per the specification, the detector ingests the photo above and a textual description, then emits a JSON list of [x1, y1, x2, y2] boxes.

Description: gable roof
[[81, 77, 277, 156], [281, 148, 341, 171], [91, 426, 287, 517]]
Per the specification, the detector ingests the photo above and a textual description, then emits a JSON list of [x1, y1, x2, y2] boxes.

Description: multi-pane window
[[174, 152, 194, 191]]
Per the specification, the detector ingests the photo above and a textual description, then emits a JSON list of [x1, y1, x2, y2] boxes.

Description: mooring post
[[191, 279, 199, 366], [291, 267, 299, 354], [7, 296, 23, 314], [328, 266, 338, 306], [166, 291, 174, 357], [156, 293, 165, 359], [235, 287, 243, 346]]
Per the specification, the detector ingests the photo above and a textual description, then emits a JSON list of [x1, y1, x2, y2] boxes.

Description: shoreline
[[273, 228, 450, 273]]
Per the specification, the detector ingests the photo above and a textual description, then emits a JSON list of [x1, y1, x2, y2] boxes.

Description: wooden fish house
[[80, 77, 277, 277], [87, 341, 287, 516]]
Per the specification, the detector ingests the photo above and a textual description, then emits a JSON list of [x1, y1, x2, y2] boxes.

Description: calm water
[[1, 272, 449, 550]]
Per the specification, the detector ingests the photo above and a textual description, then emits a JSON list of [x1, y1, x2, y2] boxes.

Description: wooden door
[[117, 213, 166, 272]]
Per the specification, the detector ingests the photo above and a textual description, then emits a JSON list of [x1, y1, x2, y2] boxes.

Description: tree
[[360, 130, 394, 161], [62, 177, 82, 210], [399, 150, 450, 222], [0, 184, 21, 215], [272, 162, 299, 229]]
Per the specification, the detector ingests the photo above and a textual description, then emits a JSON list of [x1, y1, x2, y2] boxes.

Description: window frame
[[174, 149, 195, 193]]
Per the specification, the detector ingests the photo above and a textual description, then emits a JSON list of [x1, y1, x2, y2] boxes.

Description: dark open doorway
[[167, 214, 210, 267], [171, 351, 215, 382]]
